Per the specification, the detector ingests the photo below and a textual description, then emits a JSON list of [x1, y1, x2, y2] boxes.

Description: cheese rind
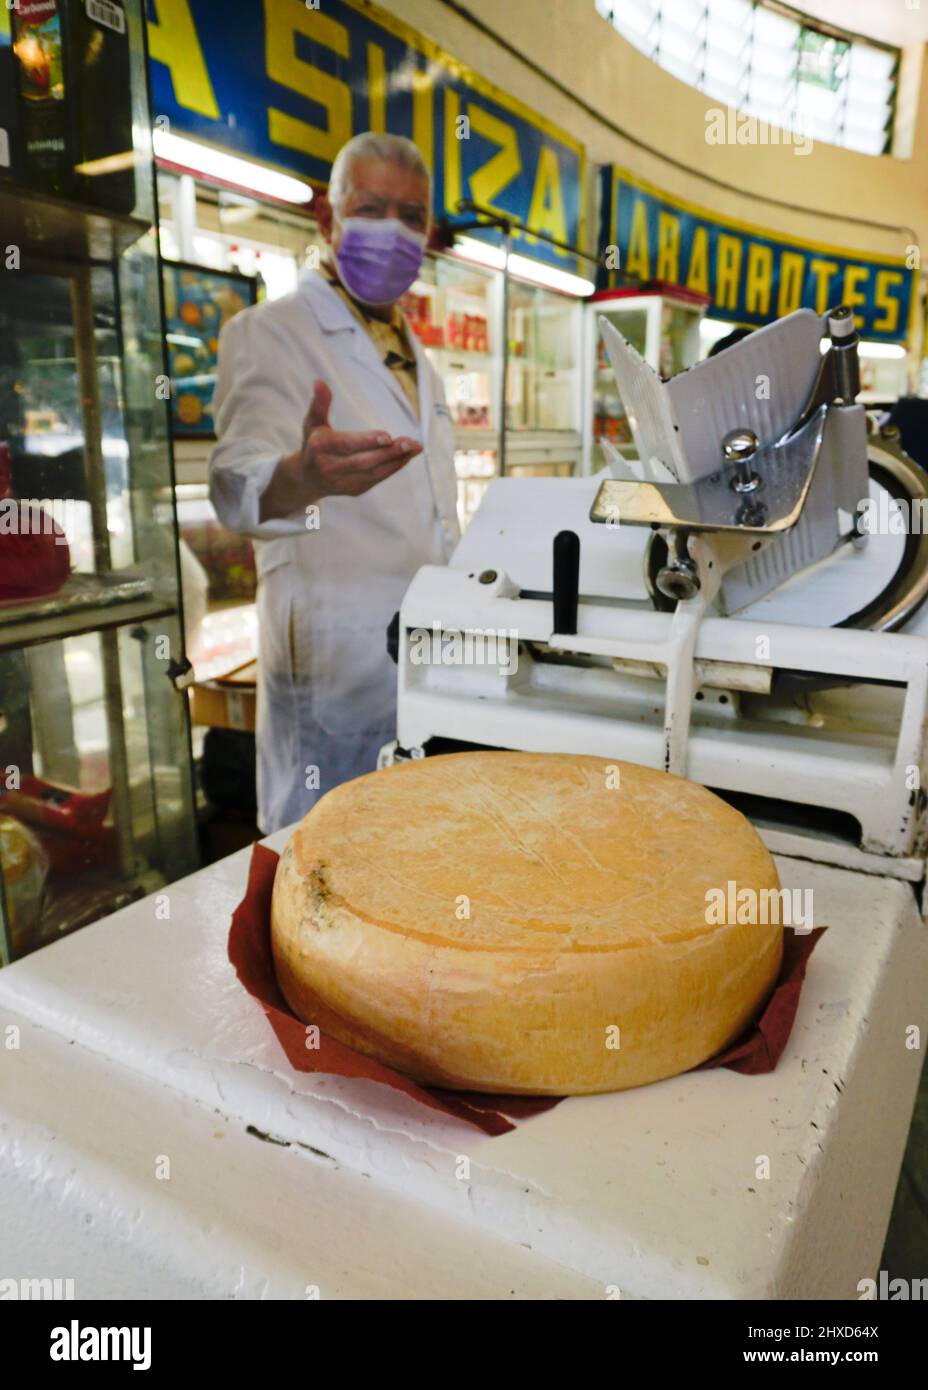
[[271, 752, 784, 1094]]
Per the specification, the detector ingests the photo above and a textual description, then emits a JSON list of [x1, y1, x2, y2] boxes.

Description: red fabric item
[[229, 843, 826, 1136], [696, 924, 826, 1072], [0, 510, 70, 599]]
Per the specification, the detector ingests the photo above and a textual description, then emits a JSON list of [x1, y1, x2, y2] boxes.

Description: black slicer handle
[[553, 530, 580, 634]]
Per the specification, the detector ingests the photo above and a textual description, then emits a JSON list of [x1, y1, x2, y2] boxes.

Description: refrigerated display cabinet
[[0, 0, 198, 965], [504, 277, 583, 510], [402, 253, 500, 527], [507, 279, 582, 433], [582, 287, 708, 475], [404, 251, 584, 527]]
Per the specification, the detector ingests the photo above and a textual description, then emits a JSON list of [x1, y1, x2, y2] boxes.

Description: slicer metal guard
[[590, 407, 827, 534], [589, 305, 871, 617]]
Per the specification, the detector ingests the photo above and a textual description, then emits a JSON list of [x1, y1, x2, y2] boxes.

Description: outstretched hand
[[260, 380, 422, 520]]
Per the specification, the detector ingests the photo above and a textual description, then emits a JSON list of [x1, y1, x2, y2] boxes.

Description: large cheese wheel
[[271, 752, 783, 1095]]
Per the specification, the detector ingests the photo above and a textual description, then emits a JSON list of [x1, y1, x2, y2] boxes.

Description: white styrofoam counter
[[0, 832, 925, 1300]]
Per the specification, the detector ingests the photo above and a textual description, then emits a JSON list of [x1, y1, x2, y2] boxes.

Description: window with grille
[[595, 0, 898, 156]]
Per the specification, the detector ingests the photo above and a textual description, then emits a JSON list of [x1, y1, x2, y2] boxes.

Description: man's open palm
[[301, 379, 422, 499], [260, 380, 423, 520]]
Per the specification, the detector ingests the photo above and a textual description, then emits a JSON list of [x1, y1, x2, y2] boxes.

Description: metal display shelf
[[0, 184, 151, 266], [0, 588, 174, 653]]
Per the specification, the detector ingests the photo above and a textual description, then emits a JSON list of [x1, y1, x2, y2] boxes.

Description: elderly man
[[210, 132, 459, 833]]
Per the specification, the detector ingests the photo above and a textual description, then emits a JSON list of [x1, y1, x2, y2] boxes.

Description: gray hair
[[328, 132, 431, 212]]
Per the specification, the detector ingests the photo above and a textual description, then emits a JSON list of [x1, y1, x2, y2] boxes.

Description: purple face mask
[[334, 217, 427, 307]]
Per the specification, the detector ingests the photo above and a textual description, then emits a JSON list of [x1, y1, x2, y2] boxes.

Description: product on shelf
[[11, 0, 135, 211], [452, 402, 491, 429], [0, 12, 19, 179], [445, 311, 490, 354], [0, 813, 48, 956], [36, 821, 120, 875], [399, 290, 444, 348], [460, 313, 489, 353], [179, 513, 257, 601], [0, 772, 111, 836]]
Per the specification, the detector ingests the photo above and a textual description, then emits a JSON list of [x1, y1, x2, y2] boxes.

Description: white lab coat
[[209, 271, 460, 833]]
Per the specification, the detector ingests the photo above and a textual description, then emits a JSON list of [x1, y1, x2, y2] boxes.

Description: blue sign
[[162, 261, 257, 437], [599, 166, 916, 344], [147, 0, 586, 270]]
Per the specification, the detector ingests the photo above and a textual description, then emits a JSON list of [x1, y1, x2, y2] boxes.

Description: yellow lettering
[[716, 234, 743, 310], [147, 0, 219, 119], [367, 43, 386, 134], [873, 270, 904, 335], [412, 69, 434, 174], [745, 243, 774, 316], [777, 251, 806, 316], [266, 8, 351, 163], [656, 212, 680, 285], [842, 264, 870, 329], [686, 227, 709, 294], [809, 258, 839, 314], [466, 105, 522, 220], [527, 145, 568, 254], [444, 88, 462, 216], [625, 198, 651, 281]]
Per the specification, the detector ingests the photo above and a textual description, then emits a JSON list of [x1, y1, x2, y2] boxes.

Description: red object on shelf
[[0, 521, 71, 599], [0, 774, 112, 836], [0, 440, 71, 600], [36, 823, 120, 875]]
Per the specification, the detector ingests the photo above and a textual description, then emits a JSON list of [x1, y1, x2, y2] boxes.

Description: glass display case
[[403, 254, 584, 526], [402, 254, 500, 527], [507, 281, 581, 433], [0, 0, 198, 965], [403, 254, 498, 433], [583, 288, 708, 474]]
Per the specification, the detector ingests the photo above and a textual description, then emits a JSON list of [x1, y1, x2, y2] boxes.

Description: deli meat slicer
[[386, 306, 928, 884]]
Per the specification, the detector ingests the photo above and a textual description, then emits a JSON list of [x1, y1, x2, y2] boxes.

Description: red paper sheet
[[229, 842, 826, 1136]]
